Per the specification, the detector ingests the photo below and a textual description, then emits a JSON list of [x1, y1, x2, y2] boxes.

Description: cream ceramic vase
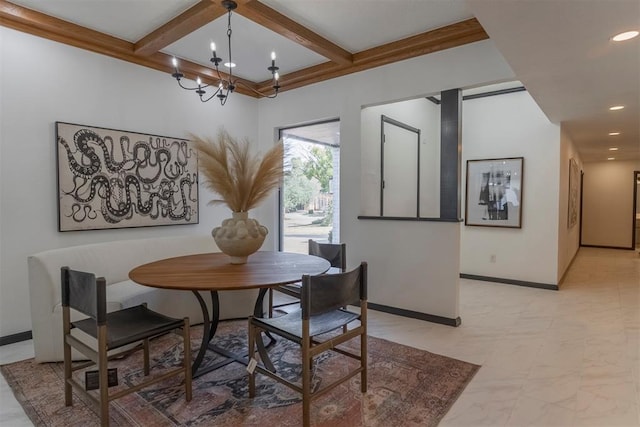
[[212, 211, 268, 264]]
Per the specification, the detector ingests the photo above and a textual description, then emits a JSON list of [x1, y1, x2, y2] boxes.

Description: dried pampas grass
[[191, 129, 283, 212]]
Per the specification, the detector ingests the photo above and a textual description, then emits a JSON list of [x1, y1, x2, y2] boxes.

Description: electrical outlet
[[490, 254, 496, 263]]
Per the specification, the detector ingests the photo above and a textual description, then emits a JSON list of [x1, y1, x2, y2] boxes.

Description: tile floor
[[1, 247, 638, 426]]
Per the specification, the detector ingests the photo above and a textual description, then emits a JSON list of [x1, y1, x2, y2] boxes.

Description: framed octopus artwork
[[56, 122, 199, 231]]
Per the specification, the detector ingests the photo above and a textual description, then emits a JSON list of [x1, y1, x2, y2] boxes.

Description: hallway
[[372, 247, 640, 426]]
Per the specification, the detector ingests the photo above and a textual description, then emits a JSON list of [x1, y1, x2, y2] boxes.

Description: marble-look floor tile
[[0, 340, 34, 364], [440, 378, 522, 427], [575, 390, 639, 427], [521, 374, 580, 410], [506, 396, 575, 426]]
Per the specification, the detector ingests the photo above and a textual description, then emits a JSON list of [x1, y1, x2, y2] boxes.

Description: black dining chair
[[248, 262, 367, 427], [269, 239, 346, 316], [61, 266, 192, 427]]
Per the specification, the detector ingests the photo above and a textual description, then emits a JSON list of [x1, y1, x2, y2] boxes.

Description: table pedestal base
[[190, 288, 276, 378]]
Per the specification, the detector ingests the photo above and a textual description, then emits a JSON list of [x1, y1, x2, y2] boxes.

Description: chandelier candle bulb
[[171, 57, 183, 80], [268, 52, 278, 72], [217, 82, 226, 101], [196, 77, 206, 97], [210, 41, 222, 67]]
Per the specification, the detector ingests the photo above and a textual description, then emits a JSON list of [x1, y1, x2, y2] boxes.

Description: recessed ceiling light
[[609, 105, 625, 111], [609, 147, 619, 151], [612, 30, 639, 41], [607, 157, 615, 160], [223, 62, 236, 68], [608, 132, 621, 136]]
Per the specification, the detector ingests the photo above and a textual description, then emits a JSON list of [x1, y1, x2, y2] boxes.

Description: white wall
[[582, 159, 640, 248], [461, 91, 561, 285], [0, 28, 262, 336], [257, 40, 515, 320], [557, 127, 583, 281], [361, 98, 441, 217], [1, 30, 517, 335]]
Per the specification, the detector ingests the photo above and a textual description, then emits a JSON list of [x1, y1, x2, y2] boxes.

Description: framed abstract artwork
[[56, 122, 198, 231], [465, 157, 524, 228], [568, 157, 579, 228]]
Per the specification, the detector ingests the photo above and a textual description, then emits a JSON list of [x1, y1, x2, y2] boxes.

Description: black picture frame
[[56, 122, 199, 231], [465, 157, 524, 228], [568, 158, 579, 228]]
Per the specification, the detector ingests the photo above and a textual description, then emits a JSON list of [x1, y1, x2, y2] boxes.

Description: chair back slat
[[301, 262, 367, 319], [61, 266, 107, 324], [308, 240, 346, 271]]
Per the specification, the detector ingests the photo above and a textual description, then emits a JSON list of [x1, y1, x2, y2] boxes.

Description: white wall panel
[[461, 91, 561, 285], [257, 40, 515, 320], [582, 160, 640, 248], [557, 127, 583, 281]]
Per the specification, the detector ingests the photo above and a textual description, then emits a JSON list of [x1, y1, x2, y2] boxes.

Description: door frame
[[277, 118, 340, 251], [632, 170, 639, 249], [579, 170, 584, 246], [380, 115, 421, 217]]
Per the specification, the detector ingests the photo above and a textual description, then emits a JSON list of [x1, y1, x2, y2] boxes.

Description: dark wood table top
[[129, 251, 330, 291]]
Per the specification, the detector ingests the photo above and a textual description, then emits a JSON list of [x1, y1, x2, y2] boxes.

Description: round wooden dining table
[[129, 251, 330, 377]]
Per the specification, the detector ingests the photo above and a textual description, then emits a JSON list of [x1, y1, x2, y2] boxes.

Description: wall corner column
[[440, 88, 462, 219]]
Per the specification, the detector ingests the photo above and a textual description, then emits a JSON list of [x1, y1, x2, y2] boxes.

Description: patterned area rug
[[1, 320, 479, 426]]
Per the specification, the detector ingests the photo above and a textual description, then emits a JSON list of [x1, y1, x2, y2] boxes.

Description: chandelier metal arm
[[176, 79, 209, 92], [199, 89, 225, 103]]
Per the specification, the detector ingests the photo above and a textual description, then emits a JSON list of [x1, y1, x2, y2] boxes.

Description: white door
[[382, 119, 419, 217]]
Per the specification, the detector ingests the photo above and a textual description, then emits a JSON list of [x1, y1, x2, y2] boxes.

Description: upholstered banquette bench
[[28, 235, 258, 362]]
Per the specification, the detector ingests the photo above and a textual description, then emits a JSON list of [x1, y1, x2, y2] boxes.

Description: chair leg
[[183, 318, 192, 402], [309, 353, 318, 380], [63, 339, 73, 406], [361, 305, 368, 393], [98, 328, 110, 427], [342, 306, 348, 333], [361, 330, 367, 393], [143, 338, 150, 376], [302, 333, 311, 427], [62, 307, 73, 406], [268, 289, 274, 318], [247, 317, 256, 397]]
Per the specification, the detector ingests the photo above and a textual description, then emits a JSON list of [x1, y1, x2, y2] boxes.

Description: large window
[[279, 120, 340, 253]]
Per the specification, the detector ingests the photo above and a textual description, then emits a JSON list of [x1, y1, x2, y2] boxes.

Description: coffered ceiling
[[0, 0, 485, 96], [1, 0, 638, 162]]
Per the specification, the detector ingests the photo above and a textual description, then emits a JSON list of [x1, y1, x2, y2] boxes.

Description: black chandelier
[[170, 0, 280, 105]]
